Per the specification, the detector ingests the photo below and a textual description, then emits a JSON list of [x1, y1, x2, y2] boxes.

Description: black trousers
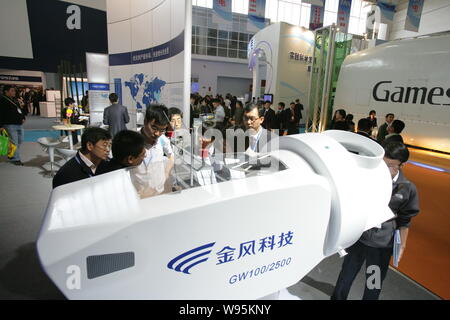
[[331, 241, 392, 300], [32, 103, 40, 115]]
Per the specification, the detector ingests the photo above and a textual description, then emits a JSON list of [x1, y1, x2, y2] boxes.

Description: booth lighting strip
[[408, 161, 449, 173]]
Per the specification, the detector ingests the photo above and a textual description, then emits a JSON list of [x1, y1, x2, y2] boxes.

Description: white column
[[252, 61, 261, 100], [184, 0, 192, 128]]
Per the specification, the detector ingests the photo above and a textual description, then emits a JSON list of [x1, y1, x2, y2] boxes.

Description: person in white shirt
[[212, 99, 225, 125], [131, 104, 174, 198]]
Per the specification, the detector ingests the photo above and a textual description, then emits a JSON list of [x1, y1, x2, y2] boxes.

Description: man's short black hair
[[244, 104, 264, 117], [81, 127, 111, 151], [264, 100, 271, 104], [168, 107, 183, 119], [145, 104, 170, 125], [211, 98, 220, 104], [278, 102, 285, 108], [369, 110, 376, 115], [112, 130, 145, 162], [391, 119, 405, 134], [3, 85, 14, 93], [357, 118, 372, 132], [383, 141, 409, 164], [64, 97, 75, 106], [335, 109, 346, 118], [386, 113, 394, 119], [109, 93, 119, 103]]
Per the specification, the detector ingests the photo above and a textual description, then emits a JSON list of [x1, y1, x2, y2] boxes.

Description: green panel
[[325, 32, 353, 129], [307, 28, 330, 132]]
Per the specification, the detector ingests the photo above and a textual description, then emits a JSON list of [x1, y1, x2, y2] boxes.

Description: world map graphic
[[125, 74, 166, 109]]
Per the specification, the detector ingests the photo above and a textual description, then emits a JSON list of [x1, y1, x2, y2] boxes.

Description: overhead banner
[[404, 0, 424, 32], [377, 0, 396, 24], [309, 4, 325, 31], [0, 74, 42, 83], [337, 0, 352, 33], [213, 0, 233, 25], [248, 0, 266, 29]]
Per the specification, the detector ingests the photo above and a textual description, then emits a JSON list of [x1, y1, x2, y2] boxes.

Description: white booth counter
[[39, 102, 57, 117], [37, 131, 393, 300], [39, 90, 61, 118]]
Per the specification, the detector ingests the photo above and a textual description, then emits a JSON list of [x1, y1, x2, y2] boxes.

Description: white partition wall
[[249, 22, 314, 109], [86, 53, 111, 125], [107, 0, 191, 128]]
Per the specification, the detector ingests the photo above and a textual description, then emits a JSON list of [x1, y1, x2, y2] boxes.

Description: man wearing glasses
[[131, 104, 174, 198], [331, 141, 420, 300], [53, 127, 112, 188], [243, 104, 277, 154]]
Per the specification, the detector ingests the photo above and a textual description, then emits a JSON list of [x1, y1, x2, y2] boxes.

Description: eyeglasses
[[243, 116, 261, 123], [150, 125, 167, 134]]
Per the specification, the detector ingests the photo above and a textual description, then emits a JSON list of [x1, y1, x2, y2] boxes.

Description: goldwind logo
[[167, 231, 294, 275], [167, 242, 215, 274]]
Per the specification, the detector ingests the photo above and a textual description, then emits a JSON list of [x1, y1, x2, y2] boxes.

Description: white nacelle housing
[[334, 33, 450, 153], [37, 131, 393, 299]]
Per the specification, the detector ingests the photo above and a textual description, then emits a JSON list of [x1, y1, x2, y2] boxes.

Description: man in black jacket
[[384, 119, 405, 144], [286, 102, 302, 135], [356, 118, 376, 141], [0, 85, 26, 165], [275, 102, 289, 135], [261, 100, 276, 132], [331, 141, 420, 300], [377, 113, 394, 142], [98, 130, 146, 174], [52, 127, 112, 189]]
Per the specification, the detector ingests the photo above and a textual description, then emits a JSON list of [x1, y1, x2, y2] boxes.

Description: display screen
[[263, 94, 273, 103]]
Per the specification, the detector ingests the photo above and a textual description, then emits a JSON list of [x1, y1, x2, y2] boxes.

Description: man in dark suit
[[286, 102, 301, 135], [103, 93, 130, 138], [377, 113, 394, 142], [52, 128, 111, 189], [261, 100, 276, 132], [384, 119, 405, 144], [295, 98, 304, 121], [275, 102, 289, 135], [356, 118, 376, 141]]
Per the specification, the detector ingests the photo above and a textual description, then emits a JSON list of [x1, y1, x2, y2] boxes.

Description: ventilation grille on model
[[86, 252, 135, 279]]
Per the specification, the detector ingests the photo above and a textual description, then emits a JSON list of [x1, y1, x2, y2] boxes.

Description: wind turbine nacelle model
[[334, 33, 450, 153], [37, 131, 393, 299]]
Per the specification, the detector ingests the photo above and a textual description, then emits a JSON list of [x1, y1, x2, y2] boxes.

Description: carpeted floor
[[397, 163, 450, 299], [24, 130, 61, 143]]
